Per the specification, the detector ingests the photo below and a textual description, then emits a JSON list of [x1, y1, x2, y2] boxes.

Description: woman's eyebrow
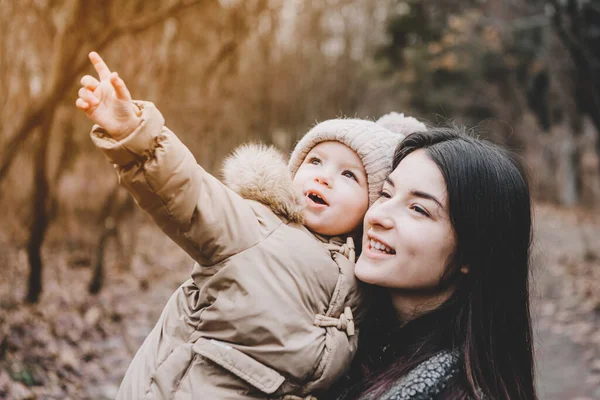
[[386, 176, 443, 208], [411, 190, 444, 209]]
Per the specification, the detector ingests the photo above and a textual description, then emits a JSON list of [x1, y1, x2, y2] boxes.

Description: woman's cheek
[[355, 258, 379, 283], [354, 261, 369, 282]]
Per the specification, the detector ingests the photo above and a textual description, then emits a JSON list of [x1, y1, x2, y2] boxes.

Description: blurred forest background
[[1, 0, 600, 398]]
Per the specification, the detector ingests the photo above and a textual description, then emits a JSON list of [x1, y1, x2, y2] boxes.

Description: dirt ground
[[532, 205, 600, 399], [0, 203, 599, 399]]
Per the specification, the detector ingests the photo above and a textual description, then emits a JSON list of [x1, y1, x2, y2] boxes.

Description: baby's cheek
[[347, 205, 366, 227]]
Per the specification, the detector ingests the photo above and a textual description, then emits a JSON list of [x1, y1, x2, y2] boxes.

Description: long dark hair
[[344, 127, 536, 399]]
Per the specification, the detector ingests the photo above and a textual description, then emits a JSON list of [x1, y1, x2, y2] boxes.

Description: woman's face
[[355, 149, 457, 291]]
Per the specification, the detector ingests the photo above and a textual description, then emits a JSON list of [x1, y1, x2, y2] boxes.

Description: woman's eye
[[308, 157, 321, 165], [411, 205, 430, 217], [343, 171, 358, 181], [378, 189, 392, 199]]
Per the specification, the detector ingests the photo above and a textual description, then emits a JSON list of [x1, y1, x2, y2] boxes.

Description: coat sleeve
[[90, 101, 262, 266]]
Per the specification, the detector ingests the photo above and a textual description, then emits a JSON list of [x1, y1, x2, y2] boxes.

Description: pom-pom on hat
[[289, 113, 427, 205], [375, 112, 427, 136]]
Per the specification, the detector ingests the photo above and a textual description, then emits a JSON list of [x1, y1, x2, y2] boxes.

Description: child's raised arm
[[76, 52, 141, 140], [77, 52, 265, 267]]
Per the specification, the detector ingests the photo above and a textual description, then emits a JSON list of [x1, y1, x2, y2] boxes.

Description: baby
[[76, 52, 425, 399]]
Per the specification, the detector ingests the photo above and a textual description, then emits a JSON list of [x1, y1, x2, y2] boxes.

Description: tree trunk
[[89, 184, 137, 293], [89, 222, 117, 294], [558, 125, 579, 205], [543, 141, 559, 203], [550, 0, 600, 181], [25, 110, 54, 304], [0, 0, 207, 189], [88, 184, 119, 294], [114, 195, 137, 272]]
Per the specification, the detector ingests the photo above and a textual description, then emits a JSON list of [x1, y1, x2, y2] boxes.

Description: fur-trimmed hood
[[221, 143, 305, 224]]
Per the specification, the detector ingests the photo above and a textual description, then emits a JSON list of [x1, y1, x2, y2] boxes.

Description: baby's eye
[[343, 170, 358, 181], [308, 157, 321, 165]]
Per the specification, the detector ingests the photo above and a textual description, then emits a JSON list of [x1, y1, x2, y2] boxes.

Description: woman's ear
[[460, 265, 469, 274]]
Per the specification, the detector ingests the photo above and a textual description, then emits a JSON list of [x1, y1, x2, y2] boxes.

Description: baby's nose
[[315, 175, 331, 186], [314, 174, 331, 186]]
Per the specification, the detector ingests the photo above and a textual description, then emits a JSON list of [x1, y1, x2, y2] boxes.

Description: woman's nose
[[365, 202, 394, 229]]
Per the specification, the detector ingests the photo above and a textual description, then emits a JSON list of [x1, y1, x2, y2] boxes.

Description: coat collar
[[221, 143, 304, 224]]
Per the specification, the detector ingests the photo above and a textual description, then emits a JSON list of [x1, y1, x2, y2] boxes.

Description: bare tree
[[0, 0, 207, 186], [89, 184, 135, 295], [549, 0, 600, 178], [3, 0, 207, 303]]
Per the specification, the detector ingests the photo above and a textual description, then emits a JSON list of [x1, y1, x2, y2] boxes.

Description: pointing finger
[[80, 75, 100, 91], [89, 51, 112, 81]]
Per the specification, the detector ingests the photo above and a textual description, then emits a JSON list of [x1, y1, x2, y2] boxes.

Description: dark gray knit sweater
[[335, 350, 460, 400]]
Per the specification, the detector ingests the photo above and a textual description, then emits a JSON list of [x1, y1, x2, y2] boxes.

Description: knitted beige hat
[[289, 113, 427, 205]]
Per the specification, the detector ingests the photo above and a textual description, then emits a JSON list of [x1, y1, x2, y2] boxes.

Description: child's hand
[[76, 52, 141, 140]]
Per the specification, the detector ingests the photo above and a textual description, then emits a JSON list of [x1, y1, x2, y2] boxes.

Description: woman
[[331, 127, 536, 399]]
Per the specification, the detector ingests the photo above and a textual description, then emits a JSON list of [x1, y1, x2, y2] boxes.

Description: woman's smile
[[364, 232, 396, 258]]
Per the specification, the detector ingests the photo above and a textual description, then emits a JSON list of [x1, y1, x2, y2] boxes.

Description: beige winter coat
[[91, 101, 367, 399]]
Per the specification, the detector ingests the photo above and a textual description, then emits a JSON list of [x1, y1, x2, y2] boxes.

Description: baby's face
[[292, 141, 369, 236]]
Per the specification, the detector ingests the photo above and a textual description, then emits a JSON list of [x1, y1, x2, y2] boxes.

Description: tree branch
[[0, 0, 206, 185], [0, 0, 81, 184], [550, 0, 600, 132], [70, 0, 206, 81]]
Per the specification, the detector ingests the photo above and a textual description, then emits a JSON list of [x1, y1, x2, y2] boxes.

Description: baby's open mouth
[[307, 192, 328, 206]]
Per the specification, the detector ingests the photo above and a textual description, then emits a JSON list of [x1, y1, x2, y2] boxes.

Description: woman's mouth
[[367, 238, 396, 255]]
